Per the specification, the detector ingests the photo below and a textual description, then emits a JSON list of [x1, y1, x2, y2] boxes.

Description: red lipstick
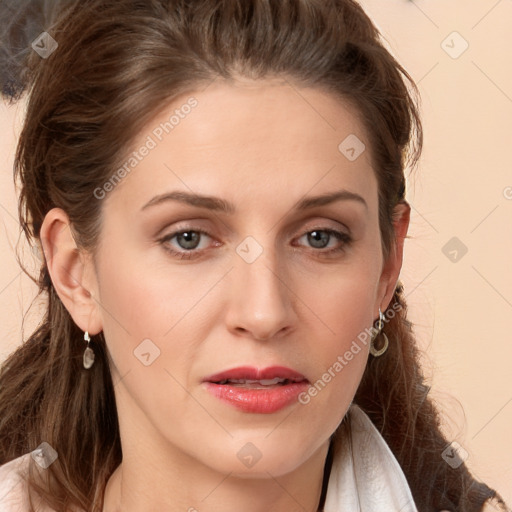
[[202, 366, 309, 414]]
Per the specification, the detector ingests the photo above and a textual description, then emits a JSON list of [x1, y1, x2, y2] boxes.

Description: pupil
[[309, 230, 328, 248], [178, 231, 200, 249]]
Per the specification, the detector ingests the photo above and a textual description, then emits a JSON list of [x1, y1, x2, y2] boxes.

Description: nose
[[224, 246, 297, 341]]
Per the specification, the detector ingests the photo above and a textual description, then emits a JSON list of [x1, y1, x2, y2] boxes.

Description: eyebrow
[[141, 189, 368, 213]]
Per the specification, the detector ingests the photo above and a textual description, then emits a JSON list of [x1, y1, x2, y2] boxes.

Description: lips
[[202, 365, 309, 385], [202, 366, 310, 413]]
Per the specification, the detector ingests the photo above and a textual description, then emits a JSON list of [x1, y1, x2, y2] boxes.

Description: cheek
[[94, 252, 221, 372], [296, 262, 377, 339], [93, 253, 167, 367], [313, 287, 371, 392], [295, 265, 375, 404], [96, 246, 174, 330]]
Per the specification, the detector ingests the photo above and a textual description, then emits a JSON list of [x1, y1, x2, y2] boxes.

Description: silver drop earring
[[369, 308, 389, 357], [83, 331, 95, 369]]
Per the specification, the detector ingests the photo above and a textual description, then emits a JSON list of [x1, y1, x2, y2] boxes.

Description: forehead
[[101, 78, 376, 215]]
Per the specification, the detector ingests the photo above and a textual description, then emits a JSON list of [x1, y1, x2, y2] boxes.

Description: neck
[[102, 444, 331, 512]]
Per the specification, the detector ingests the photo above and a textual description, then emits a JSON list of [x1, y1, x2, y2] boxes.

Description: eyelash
[[158, 226, 352, 260]]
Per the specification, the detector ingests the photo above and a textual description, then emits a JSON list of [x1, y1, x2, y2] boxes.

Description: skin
[[41, 78, 410, 512]]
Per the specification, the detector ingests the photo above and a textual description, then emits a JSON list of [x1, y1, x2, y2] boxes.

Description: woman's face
[[66, 79, 407, 477]]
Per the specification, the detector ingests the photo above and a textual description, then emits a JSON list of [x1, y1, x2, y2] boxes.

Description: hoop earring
[[369, 308, 389, 357], [83, 331, 95, 369]]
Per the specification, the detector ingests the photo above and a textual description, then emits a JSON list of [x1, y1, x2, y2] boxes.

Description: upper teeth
[[220, 378, 287, 385]]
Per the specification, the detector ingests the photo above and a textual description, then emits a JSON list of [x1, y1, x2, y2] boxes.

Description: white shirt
[[0, 404, 449, 511], [323, 403, 419, 511]]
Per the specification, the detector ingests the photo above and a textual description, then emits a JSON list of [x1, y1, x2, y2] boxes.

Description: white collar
[[323, 403, 418, 511]]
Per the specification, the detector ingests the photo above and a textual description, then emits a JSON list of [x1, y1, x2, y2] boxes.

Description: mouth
[[202, 366, 310, 413], [202, 365, 309, 386], [212, 377, 306, 388]]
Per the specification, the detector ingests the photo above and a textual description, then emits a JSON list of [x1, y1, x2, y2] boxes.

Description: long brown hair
[[0, 1, 509, 511]]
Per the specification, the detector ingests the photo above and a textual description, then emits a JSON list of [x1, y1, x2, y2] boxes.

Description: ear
[[39, 207, 103, 335], [375, 201, 411, 315]]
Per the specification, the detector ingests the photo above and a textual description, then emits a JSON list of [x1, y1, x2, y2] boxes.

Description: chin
[[228, 457, 308, 479], [205, 437, 322, 479]]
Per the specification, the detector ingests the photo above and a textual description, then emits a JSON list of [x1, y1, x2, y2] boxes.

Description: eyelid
[[299, 217, 351, 235], [159, 216, 350, 242]]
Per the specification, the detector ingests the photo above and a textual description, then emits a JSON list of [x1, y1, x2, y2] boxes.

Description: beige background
[[1, 0, 511, 502]]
